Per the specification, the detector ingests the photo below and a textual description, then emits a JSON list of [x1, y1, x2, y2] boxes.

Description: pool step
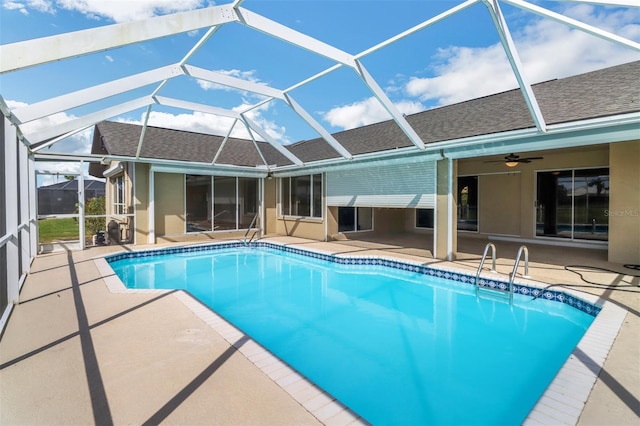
[[476, 285, 511, 304], [475, 243, 530, 306]]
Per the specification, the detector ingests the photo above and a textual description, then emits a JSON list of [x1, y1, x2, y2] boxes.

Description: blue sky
[[1, 0, 639, 183]]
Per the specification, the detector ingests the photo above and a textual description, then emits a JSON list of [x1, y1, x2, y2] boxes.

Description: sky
[[1, 0, 639, 184]]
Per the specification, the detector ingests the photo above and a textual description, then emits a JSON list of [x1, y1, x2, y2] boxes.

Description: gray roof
[[91, 60, 639, 173], [39, 179, 105, 192]]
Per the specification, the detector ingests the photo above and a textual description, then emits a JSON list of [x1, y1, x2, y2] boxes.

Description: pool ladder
[[475, 243, 530, 305], [243, 213, 260, 246]]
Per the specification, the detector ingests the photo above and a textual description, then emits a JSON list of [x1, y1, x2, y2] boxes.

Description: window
[[536, 168, 609, 241], [338, 207, 373, 232], [458, 176, 478, 231], [186, 175, 260, 233], [239, 177, 259, 229], [281, 174, 322, 218], [214, 176, 236, 231], [186, 174, 212, 232], [113, 175, 126, 215], [416, 209, 434, 228]]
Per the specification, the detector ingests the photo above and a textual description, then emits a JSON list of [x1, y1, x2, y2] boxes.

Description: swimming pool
[[107, 242, 599, 425]]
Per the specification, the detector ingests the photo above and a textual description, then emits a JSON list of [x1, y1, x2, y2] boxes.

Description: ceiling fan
[[483, 153, 544, 168]]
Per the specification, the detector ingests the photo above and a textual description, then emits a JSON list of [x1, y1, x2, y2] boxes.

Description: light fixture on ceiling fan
[[484, 153, 544, 168]]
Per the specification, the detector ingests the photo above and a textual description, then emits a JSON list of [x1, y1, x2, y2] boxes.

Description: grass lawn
[[38, 218, 82, 243]]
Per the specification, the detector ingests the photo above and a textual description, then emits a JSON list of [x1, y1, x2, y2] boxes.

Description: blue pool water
[[109, 245, 595, 425]]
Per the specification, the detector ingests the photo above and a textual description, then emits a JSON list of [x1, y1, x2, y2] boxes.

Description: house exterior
[[37, 179, 105, 215], [90, 60, 640, 265]]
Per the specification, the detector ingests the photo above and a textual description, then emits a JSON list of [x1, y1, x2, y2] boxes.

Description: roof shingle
[[92, 60, 640, 170]]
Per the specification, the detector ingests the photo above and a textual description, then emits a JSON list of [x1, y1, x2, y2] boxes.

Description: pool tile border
[[97, 240, 627, 426], [105, 240, 601, 316]]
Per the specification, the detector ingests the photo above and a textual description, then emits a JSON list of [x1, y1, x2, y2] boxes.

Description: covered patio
[[1, 236, 637, 425]]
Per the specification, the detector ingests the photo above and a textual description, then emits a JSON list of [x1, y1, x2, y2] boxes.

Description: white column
[[259, 177, 265, 237], [28, 154, 38, 259], [19, 140, 30, 276], [447, 157, 455, 261], [4, 117, 19, 304], [148, 169, 155, 244], [78, 161, 85, 250]]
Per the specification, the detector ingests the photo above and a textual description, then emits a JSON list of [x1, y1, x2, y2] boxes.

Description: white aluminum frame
[[1, 0, 636, 166]]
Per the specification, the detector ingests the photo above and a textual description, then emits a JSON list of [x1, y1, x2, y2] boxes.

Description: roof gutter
[[103, 162, 124, 178], [33, 152, 269, 176]]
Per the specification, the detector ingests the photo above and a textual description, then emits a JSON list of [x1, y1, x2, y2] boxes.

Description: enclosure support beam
[[28, 154, 38, 258], [148, 169, 155, 245], [483, 0, 547, 132], [3, 117, 20, 304], [78, 161, 86, 250]]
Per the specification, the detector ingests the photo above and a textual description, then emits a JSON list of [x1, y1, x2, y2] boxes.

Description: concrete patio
[[1, 235, 638, 425]]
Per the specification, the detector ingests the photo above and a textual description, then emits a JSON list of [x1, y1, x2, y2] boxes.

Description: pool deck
[[1, 234, 638, 425]]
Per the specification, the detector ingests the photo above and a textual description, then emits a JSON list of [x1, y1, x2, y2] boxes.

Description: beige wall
[[327, 206, 339, 237], [275, 217, 325, 240], [133, 163, 149, 244], [373, 208, 407, 234], [609, 140, 640, 264], [479, 173, 521, 236], [154, 172, 185, 236], [264, 177, 277, 235]]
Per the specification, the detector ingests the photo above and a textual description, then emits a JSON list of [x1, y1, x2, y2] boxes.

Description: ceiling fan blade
[[482, 160, 507, 163], [521, 156, 543, 161]]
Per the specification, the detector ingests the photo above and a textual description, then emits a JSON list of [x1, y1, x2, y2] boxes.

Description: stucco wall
[[275, 217, 325, 240], [154, 172, 185, 236], [608, 140, 640, 264], [264, 177, 277, 235], [327, 206, 338, 237], [133, 163, 149, 244], [373, 208, 407, 234], [479, 173, 521, 236]]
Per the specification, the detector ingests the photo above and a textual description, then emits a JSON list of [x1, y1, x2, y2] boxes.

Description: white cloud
[[324, 5, 640, 130], [2, 0, 56, 14], [105, 55, 114, 62], [8, 99, 93, 154], [118, 101, 291, 145], [56, 0, 205, 22], [404, 5, 640, 107], [3, 0, 206, 22], [323, 97, 424, 130], [3, 1, 30, 15], [195, 69, 267, 95], [35, 162, 91, 187]]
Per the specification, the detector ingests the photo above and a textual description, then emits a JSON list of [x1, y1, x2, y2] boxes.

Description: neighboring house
[[90, 60, 640, 265], [37, 179, 105, 215]]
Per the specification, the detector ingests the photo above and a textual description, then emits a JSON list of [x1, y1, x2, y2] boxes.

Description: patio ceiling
[[1, 0, 639, 171]]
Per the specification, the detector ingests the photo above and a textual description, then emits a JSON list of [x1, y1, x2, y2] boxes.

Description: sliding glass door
[[536, 168, 609, 241], [186, 175, 259, 233]]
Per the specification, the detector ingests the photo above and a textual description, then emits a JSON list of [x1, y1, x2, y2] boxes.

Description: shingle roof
[[38, 179, 105, 192], [91, 60, 639, 172]]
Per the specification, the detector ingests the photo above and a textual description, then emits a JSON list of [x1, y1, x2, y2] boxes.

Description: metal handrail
[[507, 245, 530, 304], [243, 213, 259, 246], [475, 242, 497, 297]]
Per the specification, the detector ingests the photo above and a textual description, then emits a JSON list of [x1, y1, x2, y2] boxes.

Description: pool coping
[[93, 240, 627, 426]]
